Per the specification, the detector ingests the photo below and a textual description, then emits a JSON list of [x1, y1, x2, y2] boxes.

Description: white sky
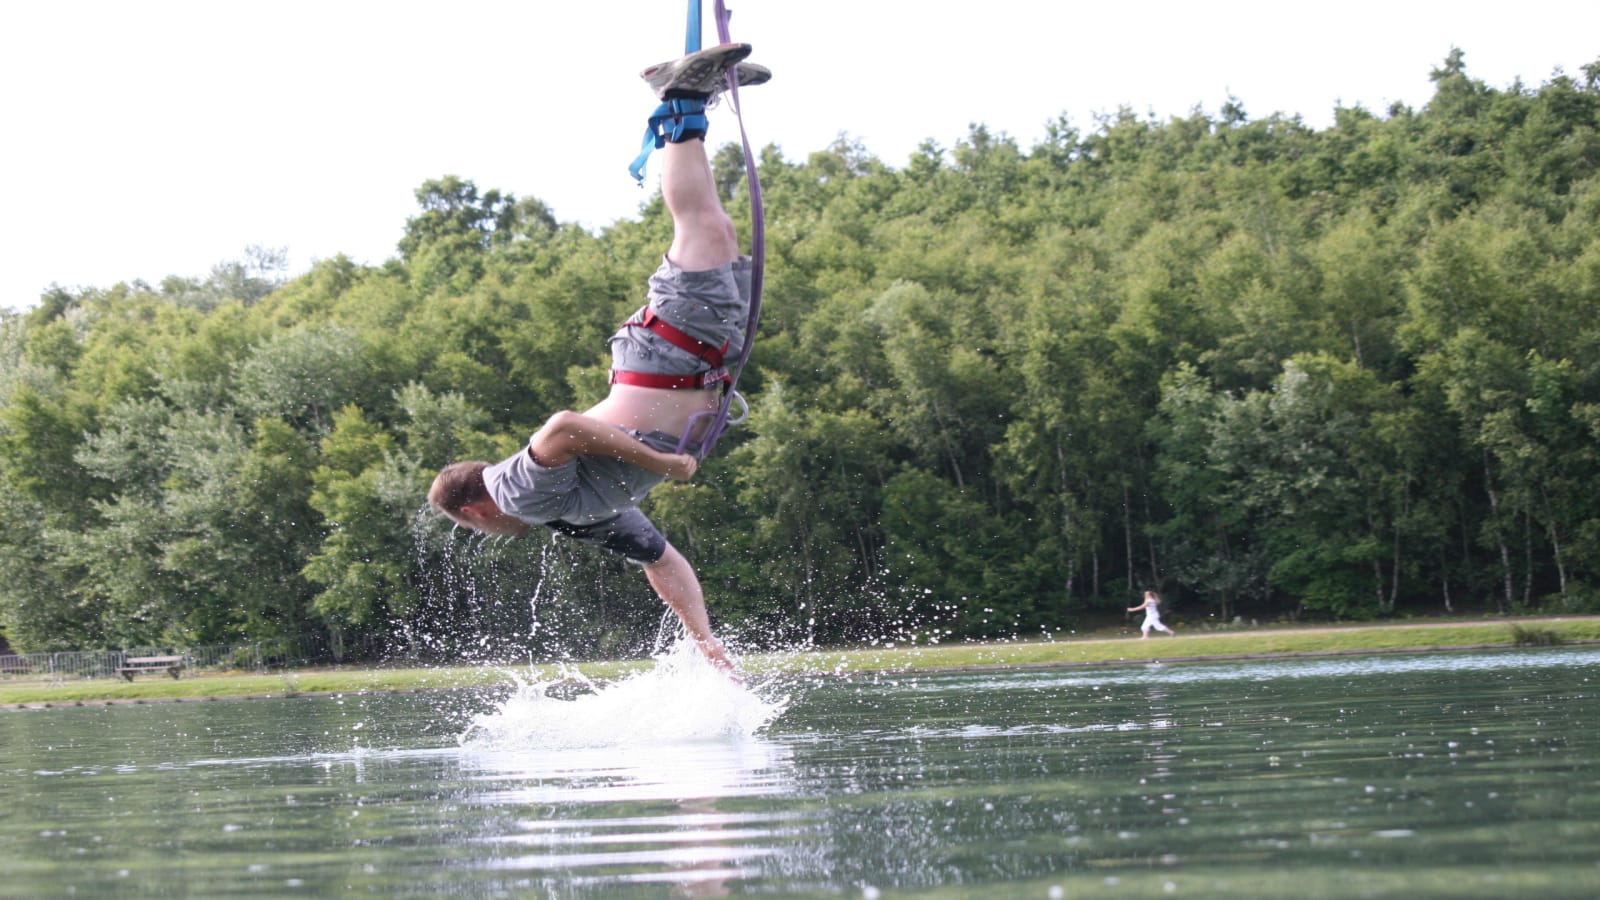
[[2, 1, 1596, 312]]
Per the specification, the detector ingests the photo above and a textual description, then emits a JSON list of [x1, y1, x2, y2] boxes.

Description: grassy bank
[[4, 617, 1599, 708]]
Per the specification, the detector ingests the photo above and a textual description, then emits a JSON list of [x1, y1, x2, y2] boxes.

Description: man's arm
[[529, 409, 697, 480]]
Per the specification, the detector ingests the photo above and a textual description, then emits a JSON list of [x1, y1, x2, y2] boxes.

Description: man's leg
[[662, 126, 738, 272], [640, 45, 746, 272], [644, 543, 736, 675]]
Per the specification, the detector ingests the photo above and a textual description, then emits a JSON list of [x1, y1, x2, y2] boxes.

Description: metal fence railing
[[0, 639, 333, 683], [0, 650, 123, 683]]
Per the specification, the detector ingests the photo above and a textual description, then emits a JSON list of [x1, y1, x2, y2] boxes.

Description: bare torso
[[584, 383, 720, 440]]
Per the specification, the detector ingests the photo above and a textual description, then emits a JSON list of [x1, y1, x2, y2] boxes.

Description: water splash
[[459, 641, 789, 750]]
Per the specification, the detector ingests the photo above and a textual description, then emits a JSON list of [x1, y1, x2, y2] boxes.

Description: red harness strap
[[610, 306, 732, 390], [610, 368, 730, 389], [635, 307, 728, 366]]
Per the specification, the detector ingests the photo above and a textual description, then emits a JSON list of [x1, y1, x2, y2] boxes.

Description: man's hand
[[663, 452, 699, 482], [700, 638, 743, 685]]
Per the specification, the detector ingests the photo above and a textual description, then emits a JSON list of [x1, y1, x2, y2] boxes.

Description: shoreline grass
[[4, 616, 1599, 708]]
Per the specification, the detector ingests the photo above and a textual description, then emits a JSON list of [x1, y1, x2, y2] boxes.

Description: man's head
[[429, 461, 489, 514], [430, 461, 530, 537]]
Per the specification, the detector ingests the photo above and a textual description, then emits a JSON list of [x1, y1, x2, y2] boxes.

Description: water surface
[[2, 646, 1598, 897]]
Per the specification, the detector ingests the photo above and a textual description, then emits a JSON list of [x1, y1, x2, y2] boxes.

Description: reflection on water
[[1, 645, 1597, 897], [466, 740, 803, 894]]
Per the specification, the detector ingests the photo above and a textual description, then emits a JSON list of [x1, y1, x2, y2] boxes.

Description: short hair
[[429, 461, 489, 513]]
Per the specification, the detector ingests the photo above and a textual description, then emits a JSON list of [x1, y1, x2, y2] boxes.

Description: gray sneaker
[[724, 61, 771, 94], [641, 43, 754, 99]]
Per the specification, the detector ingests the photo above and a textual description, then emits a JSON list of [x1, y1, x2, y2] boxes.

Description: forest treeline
[[3, 52, 1599, 661]]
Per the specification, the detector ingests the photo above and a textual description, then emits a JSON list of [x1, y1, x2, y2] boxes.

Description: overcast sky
[[3, 0, 1596, 312]]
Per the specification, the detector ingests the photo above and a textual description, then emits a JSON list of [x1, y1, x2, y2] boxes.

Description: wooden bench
[[118, 655, 184, 681]]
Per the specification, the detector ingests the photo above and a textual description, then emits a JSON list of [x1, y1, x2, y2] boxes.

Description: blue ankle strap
[[628, 98, 708, 184]]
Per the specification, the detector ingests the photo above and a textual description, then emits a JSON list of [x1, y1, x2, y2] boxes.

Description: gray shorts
[[609, 255, 752, 376], [544, 507, 667, 565]]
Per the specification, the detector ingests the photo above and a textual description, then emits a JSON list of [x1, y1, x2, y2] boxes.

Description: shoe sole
[[642, 43, 753, 98]]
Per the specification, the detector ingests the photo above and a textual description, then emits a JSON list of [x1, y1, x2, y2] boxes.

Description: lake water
[[2, 645, 1598, 898]]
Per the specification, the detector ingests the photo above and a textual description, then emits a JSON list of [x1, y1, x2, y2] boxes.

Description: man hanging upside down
[[428, 44, 770, 677]]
